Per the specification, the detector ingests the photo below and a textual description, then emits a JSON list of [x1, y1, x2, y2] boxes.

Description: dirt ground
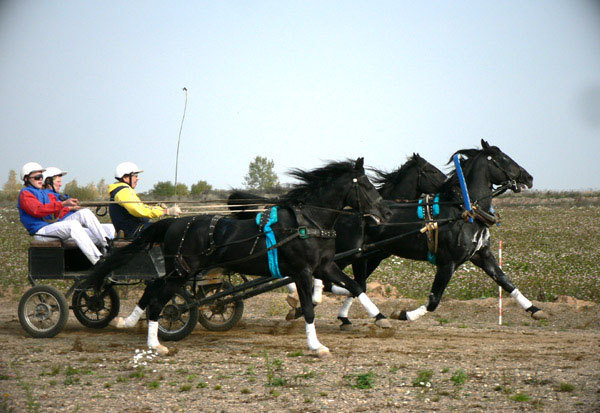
[[0, 288, 599, 412]]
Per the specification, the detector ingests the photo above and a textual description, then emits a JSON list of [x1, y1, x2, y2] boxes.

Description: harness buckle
[[298, 226, 310, 239]]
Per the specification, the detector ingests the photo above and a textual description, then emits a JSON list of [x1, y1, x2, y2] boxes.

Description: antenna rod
[[175, 87, 188, 195]]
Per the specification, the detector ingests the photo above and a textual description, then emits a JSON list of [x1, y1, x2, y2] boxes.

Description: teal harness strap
[[417, 194, 440, 265], [256, 206, 283, 278]]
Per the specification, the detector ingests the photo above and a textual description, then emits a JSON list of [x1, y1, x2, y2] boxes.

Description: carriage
[[17, 238, 272, 340]]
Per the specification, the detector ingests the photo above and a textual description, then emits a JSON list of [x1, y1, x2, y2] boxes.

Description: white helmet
[[43, 167, 67, 181], [115, 162, 143, 179], [21, 162, 45, 180]]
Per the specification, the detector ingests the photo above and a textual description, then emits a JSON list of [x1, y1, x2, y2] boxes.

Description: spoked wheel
[[156, 288, 199, 342], [72, 286, 120, 329], [18, 285, 69, 338], [197, 281, 244, 332]]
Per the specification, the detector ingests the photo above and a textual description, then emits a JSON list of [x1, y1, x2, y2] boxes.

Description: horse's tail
[[227, 190, 271, 220], [85, 218, 176, 290]]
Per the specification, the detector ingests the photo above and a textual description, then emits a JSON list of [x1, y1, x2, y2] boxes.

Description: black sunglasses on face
[[30, 175, 44, 180]]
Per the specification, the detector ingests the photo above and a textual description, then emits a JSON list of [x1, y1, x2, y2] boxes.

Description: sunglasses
[[30, 175, 44, 181]]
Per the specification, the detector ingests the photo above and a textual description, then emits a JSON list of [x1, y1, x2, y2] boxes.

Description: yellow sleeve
[[113, 186, 165, 219]]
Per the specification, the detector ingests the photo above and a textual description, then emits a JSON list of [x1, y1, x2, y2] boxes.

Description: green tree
[[63, 179, 101, 200], [190, 180, 213, 196], [150, 181, 176, 197], [175, 183, 189, 197], [243, 156, 279, 190], [2, 170, 21, 200]]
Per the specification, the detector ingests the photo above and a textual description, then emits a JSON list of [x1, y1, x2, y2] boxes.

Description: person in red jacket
[[18, 162, 110, 264]]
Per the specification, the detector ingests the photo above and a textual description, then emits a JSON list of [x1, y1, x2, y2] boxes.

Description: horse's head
[[412, 153, 447, 195], [450, 139, 533, 193], [346, 158, 392, 224], [479, 139, 533, 192], [371, 154, 446, 200], [283, 158, 391, 224]]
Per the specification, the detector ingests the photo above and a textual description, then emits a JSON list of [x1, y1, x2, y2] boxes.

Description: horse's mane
[[281, 160, 357, 205], [440, 147, 487, 193], [371, 153, 423, 189]]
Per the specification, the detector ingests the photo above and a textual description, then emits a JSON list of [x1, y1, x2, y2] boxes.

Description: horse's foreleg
[[470, 246, 547, 319], [392, 262, 455, 321], [335, 258, 374, 330], [322, 262, 391, 329], [295, 269, 330, 357]]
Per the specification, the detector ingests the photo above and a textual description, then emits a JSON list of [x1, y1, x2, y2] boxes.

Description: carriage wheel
[[156, 288, 199, 342], [18, 285, 69, 338], [72, 286, 120, 329], [197, 281, 244, 332]]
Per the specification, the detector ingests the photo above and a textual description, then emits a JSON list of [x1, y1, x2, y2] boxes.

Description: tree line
[[0, 156, 280, 201]]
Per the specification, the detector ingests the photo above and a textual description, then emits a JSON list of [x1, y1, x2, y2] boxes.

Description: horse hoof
[[150, 344, 169, 356], [286, 295, 299, 309], [111, 317, 126, 328], [390, 310, 408, 321], [531, 310, 548, 320], [375, 318, 392, 329], [339, 323, 353, 331], [316, 346, 330, 358]]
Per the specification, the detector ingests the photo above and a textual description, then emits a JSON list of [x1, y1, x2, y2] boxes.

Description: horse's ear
[[481, 139, 490, 149], [355, 157, 364, 170]]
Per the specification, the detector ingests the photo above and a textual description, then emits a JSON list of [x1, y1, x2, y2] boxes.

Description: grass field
[[1, 203, 598, 302]]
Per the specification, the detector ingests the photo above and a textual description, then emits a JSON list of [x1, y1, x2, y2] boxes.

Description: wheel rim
[[23, 292, 61, 333], [158, 294, 192, 334], [75, 290, 113, 322]]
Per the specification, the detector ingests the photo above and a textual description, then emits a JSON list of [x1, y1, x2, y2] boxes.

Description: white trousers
[[34, 209, 112, 264]]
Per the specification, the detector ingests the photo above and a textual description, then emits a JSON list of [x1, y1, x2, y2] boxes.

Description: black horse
[[228, 155, 447, 316], [332, 140, 545, 326], [87, 158, 392, 357]]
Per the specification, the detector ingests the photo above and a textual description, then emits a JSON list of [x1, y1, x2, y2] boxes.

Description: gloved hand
[[165, 205, 182, 216]]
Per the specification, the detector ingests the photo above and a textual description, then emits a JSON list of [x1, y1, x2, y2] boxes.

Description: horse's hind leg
[[294, 269, 330, 358], [112, 280, 157, 328], [392, 262, 455, 321], [335, 258, 380, 330], [322, 262, 391, 329], [470, 246, 547, 319], [145, 278, 186, 355]]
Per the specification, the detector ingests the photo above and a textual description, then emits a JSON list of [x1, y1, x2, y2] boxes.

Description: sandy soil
[[0, 288, 599, 412]]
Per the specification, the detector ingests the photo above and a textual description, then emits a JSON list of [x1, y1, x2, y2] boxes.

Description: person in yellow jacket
[[108, 162, 181, 238]]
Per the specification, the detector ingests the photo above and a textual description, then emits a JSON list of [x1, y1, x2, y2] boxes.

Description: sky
[[1, 1, 599, 192]]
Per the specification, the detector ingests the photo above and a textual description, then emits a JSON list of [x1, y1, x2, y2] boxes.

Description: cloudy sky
[[1, 1, 599, 192]]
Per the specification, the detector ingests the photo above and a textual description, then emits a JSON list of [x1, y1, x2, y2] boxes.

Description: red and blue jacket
[[18, 186, 73, 234]]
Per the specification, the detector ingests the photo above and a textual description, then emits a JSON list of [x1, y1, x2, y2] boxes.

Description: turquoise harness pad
[[256, 206, 283, 278], [417, 195, 440, 265]]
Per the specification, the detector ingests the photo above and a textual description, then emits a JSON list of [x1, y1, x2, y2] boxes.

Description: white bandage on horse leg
[[357, 293, 379, 318], [305, 322, 323, 351], [147, 320, 160, 348], [312, 278, 323, 304], [406, 305, 427, 321], [286, 282, 297, 294], [510, 289, 533, 310], [338, 297, 354, 318], [331, 285, 351, 296], [123, 305, 144, 328]]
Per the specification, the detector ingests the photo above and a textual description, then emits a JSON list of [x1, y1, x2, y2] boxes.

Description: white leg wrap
[[331, 285, 351, 296], [123, 305, 144, 328], [338, 297, 354, 318], [147, 321, 160, 348], [357, 293, 379, 318], [286, 282, 297, 294], [406, 305, 428, 321], [312, 278, 323, 304], [305, 322, 323, 351], [510, 289, 533, 310]]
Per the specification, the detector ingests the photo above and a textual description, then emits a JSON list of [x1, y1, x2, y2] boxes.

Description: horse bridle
[[486, 153, 518, 192], [348, 174, 383, 219]]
